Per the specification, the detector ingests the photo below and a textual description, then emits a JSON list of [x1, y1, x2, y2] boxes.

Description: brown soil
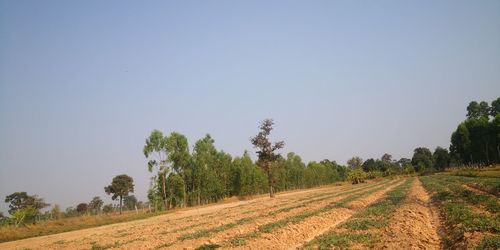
[[377, 178, 442, 250], [0, 181, 385, 250], [238, 180, 403, 250]]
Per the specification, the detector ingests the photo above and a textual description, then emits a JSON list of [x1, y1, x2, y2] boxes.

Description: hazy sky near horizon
[[1, 1, 499, 213]]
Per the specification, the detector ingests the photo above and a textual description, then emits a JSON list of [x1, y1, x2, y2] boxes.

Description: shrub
[[348, 169, 367, 184]]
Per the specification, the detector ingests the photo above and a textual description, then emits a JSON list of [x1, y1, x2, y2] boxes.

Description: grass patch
[[0, 211, 170, 243], [301, 232, 375, 249], [195, 244, 221, 250], [340, 218, 387, 230], [420, 175, 500, 249], [178, 217, 256, 241], [475, 235, 500, 250]]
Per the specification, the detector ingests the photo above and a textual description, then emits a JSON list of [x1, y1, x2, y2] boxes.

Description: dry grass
[[0, 210, 166, 243]]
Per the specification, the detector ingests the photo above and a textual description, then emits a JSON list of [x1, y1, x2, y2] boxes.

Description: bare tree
[[251, 119, 285, 198]]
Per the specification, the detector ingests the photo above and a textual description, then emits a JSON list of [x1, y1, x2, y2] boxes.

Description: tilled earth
[[0, 178, 442, 250]]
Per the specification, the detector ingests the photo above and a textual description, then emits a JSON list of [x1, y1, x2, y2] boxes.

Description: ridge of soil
[[377, 178, 442, 250]]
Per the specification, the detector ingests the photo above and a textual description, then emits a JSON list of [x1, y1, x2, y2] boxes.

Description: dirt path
[[377, 178, 442, 250]]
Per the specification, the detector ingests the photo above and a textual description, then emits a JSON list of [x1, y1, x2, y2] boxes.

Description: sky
[[0, 0, 499, 214]]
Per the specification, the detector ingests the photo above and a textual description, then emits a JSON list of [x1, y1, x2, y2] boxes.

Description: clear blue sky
[[1, 1, 499, 213]]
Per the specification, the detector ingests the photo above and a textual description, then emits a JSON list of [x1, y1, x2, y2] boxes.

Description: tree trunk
[[268, 171, 275, 198], [485, 141, 490, 164], [162, 173, 168, 210], [119, 196, 123, 214]]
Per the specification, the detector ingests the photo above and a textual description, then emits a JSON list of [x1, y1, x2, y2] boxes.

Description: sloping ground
[[377, 178, 442, 249], [0, 180, 388, 250]]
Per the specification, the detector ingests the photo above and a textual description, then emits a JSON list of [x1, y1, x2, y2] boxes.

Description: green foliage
[[123, 195, 137, 211], [4, 192, 49, 216], [195, 244, 221, 250], [451, 98, 500, 165], [104, 174, 134, 214], [166, 174, 185, 208], [475, 235, 500, 250], [50, 205, 61, 220], [302, 233, 374, 249], [420, 175, 500, 249], [13, 206, 37, 226], [347, 169, 367, 184], [411, 147, 434, 172], [250, 119, 285, 198], [89, 197, 103, 215], [347, 156, 363, 169], [433, 146, 450, 171], [102, 204, 113, 214]]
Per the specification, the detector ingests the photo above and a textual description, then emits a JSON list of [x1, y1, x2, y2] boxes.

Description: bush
[[348, 169, 367, 184]]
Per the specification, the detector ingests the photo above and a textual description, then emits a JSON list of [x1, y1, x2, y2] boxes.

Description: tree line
[[450, 98, 500, 166], [144, 119, 348, 210], [2, 98, 497, 225]]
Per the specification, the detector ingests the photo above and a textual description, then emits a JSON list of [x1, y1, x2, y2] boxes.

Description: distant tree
[[104, 174, 134, 214], [143, 130, 169, 210], [102, 204, 113, 214], [362, 158, 376, 172], [12, 206, 37, 226], [491, 97, 500, 117], [50, 204, 61, 220], [381, 153, 393, 163], [5, 192, 49, 215], [89, 196, 104, 215], [250, 119, 285, 198], [76, 203, 88, 214], [65, 206, 77, 217], [411, 147, 434, 172], [433, 147, 450, 171], [467, 101, 490, 120], [347, 156, 363, 169], [123, 195, 137, 211], [166, 132, 191, 206]]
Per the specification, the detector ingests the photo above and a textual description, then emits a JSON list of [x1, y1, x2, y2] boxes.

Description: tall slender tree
[[251, 119, 285, 198], [143, 130, 169, 209]]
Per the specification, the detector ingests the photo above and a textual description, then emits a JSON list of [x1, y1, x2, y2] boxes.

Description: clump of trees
[[3, 192, 49, 226], [450, 98, 500, 166]]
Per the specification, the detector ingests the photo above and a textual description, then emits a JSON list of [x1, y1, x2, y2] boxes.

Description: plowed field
[[1, 175, 497, 250]]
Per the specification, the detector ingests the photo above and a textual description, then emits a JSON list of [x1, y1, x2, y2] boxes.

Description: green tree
[[89, 196, 103, 215], [411, 147, 434, 172], [102, 204, 113, 214], [50, 204, 61, 220], [4, 192, 49, 215], [123, 195, 137, 211], [250, 119, 285, 198], [166, 132, 191, 206], [13, 206, 37, 226], [362, 158, 376, 172], [490, 97, 500, 117], [104, 174, 134, 214], [166, 174, 185, 208], [76, 203, 88, 214], [143, 130, 169, 210], [347, 156, 363, 169], [433, 146, 450, 171]]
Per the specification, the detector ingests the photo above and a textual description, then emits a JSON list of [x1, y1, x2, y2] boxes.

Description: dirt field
[[0, 178, 447, 250]]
